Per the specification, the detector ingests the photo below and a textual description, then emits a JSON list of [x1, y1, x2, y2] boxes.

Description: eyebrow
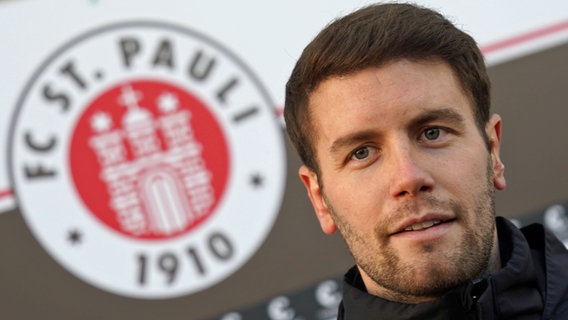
[[329, 129, 379, 156], [327, 108, 466, 156], [409, 108, 465, 129]]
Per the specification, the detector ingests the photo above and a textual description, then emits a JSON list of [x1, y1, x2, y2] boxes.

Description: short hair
[[284, 3, 490, 174]]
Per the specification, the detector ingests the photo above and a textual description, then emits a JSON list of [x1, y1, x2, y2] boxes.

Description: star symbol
[[68, 229, 83, 245], [94, 70, 104, 81], [250, 173, 264, 188], [158, 92, 179, 113], [90, 112, 112, 132]]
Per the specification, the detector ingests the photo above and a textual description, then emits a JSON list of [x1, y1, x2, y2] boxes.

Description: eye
[[352, 147, 370, 160], [350, 146, 379, 161], [423, 127, 442, 140]]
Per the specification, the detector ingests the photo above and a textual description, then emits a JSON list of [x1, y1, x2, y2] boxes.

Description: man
[[284, 3, 568, 319]]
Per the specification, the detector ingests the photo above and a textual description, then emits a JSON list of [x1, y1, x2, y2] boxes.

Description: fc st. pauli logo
[[9, 22, 285, 299]]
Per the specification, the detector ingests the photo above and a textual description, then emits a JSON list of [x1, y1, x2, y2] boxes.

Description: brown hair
[[284, 3, 490, 174]]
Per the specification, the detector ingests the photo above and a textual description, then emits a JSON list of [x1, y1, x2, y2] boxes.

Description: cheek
[[437, 152, 490, 201], [328, 171, 385, 210]]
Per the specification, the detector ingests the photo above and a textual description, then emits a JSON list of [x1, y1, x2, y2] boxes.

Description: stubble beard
[[326, 160, 497, 303]]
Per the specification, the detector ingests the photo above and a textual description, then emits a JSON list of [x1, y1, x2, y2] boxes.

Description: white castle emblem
[[88, 85, 215, 236]]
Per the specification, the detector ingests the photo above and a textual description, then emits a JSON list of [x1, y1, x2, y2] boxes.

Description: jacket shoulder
[[520, 222, 568, 319]]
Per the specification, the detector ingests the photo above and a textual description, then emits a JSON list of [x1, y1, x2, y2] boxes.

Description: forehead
[[307, 59, 475, 149]]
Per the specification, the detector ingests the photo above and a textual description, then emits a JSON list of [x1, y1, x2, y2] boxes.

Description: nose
[[388, 144, 435, 198]]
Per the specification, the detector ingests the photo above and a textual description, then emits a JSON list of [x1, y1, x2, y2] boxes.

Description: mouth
[[392, 216, 456, 236], [390, 217, 457, 247], [403, 220, 443, 231]]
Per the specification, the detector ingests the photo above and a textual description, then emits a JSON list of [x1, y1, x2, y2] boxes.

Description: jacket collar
[[340, 217, 545, 319], [519, 220, 568, 319]]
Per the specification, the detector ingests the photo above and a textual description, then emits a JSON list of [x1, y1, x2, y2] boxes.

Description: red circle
[[69, 80, 230, 240]]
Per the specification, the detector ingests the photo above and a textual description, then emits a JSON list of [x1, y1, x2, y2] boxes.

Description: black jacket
[[338, 217, 568, 319]]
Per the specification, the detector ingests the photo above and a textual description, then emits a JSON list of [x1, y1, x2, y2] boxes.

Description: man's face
[[299, 59, 506, 303]]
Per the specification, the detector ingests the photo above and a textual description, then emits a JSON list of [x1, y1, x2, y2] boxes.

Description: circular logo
[[9, 21, 286, 299], [70, 80, 230, 240]]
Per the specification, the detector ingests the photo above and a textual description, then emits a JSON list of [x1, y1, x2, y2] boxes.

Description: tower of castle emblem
[[88, 84, 215, 237]]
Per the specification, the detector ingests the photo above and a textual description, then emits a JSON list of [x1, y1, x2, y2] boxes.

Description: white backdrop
[[1, 0, 568, 211]]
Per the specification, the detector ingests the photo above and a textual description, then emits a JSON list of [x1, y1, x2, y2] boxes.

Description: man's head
[[284, 3, 490, 175], [284, 3, 507, 303]]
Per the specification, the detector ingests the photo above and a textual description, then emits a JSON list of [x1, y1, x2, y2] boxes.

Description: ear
[[299, 165, 337, 234], [486, 114, 506, 190]]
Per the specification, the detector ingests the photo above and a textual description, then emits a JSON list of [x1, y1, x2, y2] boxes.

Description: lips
[[392, 214, 455, 235], [404, 220, 441, 231]]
